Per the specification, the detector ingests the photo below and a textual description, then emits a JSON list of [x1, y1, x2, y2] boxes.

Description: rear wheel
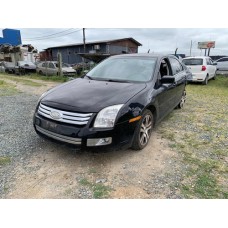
[[202, 74, 209, 85], [39, 70, 43, 75], [131, 109, 153, 150]]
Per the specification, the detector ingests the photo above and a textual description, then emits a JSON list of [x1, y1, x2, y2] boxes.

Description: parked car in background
[[0, 61, 15, 74], [182, 56, 217, 85], [72, 62, 96, 75], [0, 62, 5, 73], [214, 57, 228, 71], [14, 61, 36, 75], [34, 54, 188, 150], [36, 61, 76, 76]]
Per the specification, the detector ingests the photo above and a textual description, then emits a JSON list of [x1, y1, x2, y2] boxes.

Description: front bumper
[[33, 112, 136, 148]]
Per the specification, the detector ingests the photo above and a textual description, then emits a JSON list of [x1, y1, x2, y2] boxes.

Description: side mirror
[[213, 62, 217, 65], [161, 76, 175, 84]]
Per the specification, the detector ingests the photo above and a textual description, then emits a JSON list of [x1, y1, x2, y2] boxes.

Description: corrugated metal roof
[[45, 37, 142, 50]]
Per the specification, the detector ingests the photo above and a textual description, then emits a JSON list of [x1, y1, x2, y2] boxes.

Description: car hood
[[62, 67, 75, 72], [41, 78, 146, 113]]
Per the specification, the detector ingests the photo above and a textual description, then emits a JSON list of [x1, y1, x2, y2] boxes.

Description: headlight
[[94, 104, 124, 128]]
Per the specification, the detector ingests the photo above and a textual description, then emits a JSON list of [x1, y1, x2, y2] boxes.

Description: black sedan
[[33, 54, 187, 150]]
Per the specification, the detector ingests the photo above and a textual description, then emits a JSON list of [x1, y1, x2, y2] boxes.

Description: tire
[[212, 71, 217, 80], [177, 90, 186, 109], [131, 109, 153, 150], [39, 70, 43, 75], [202, 74, 209, 85]]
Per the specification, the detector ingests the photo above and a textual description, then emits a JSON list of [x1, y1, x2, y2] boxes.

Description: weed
[[93, 184, 111, 199], [78, 178, 111, 199], [159, 75, 228, 198], [79, 178, 92, 186], [0, 156, 11, 165], [0, 80, 19, 96]]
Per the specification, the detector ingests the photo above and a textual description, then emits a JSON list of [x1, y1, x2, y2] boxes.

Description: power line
[[23, 28, 75, 40], [23, 29, 82, 41]]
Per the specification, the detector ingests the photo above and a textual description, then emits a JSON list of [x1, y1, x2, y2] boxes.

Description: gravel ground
[[0, 94, 40, 195], [0, 91, 184, 199]]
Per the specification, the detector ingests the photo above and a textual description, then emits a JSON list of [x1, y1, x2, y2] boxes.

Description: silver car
[[214, 57, 228, 71], [0, 62, 5, 73], [36, 61, 76, 76]]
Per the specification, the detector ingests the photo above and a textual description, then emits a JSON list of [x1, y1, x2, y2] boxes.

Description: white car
[[182, 56, 217, 85], [214, 57, 228, 71], [36, 61, 76, 76]]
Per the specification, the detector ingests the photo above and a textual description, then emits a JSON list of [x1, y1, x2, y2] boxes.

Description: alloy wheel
[[139, 114, 152, 146]]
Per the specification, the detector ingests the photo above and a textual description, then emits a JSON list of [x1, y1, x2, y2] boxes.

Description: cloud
[[5, 28, 228, 56]]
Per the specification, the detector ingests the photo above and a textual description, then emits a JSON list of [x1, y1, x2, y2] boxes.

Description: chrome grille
[[38, 103, 93, 125]]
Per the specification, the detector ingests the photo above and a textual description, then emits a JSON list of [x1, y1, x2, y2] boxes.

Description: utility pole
[[190, 40, 192, 56], [57, 52, 62, 76], [83, 28, 86, 70], [83, 28, 86, 54]]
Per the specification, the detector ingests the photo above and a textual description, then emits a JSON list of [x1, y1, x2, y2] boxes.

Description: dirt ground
[[1, 76, 180, 199]]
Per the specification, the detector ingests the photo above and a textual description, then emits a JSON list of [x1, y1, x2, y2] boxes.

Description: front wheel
[[131, 109, 153, 150]]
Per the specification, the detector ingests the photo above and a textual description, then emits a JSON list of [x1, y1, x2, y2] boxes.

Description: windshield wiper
[[106, 79, 130, 83], [85, 75, 93, 80]]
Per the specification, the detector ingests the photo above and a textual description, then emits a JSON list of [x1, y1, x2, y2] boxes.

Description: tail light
[[202, 65, 206, 71]]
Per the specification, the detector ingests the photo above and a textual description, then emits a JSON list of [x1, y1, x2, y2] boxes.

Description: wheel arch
[[145, 105, 157, 127]]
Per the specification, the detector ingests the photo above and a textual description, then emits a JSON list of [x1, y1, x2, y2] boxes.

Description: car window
[[169, 58, 183, 75], [209, 59, 213, 65], [49, 63, 55, 68], [182, 58, 203, 65], [206, 58, 211, 65], [217, 57, 228, 62], [42, 62, 47, 67], [87, 57, 157, 82]]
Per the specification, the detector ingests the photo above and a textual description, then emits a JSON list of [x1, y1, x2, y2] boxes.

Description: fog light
[[87, 137, 112, 146]]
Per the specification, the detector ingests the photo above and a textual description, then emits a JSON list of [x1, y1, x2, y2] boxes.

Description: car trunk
[[183, 58, 204, 74]]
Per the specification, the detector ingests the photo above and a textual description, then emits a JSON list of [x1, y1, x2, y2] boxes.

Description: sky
[[1, 28, 228, 56]]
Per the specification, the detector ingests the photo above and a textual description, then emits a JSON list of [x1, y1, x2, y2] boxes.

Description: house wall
[[43, 39, 140, 64]]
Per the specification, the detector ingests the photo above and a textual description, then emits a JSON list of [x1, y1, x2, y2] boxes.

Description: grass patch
[[0, 73, 72, 83], [0, 74, 43, 86], [0, 156, 11, 166], [25, 74, 70, 82], [79, 178, 92, 186], [78, 178, 111, 199], [158, 75, 228, 198], [93, 184, 111, 199], [0, 80, 19, 96]]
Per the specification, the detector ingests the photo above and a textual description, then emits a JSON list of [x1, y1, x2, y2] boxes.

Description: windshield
[[55, 63, 70, 68], [87, 57, 157, 82], [182, 58, 203, 65], [18, 61, 34, 66]]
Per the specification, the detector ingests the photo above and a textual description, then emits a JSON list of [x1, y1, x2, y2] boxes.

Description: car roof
[[183, 56, 209, 59], [216, 57, 228, 61]]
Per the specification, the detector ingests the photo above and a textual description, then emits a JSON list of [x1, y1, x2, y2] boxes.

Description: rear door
[[207, 58, 216, 78], [48, 62, 56, 75]]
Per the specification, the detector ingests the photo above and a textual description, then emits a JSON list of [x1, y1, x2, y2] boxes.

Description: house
[[40, 37, 142, 64]]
